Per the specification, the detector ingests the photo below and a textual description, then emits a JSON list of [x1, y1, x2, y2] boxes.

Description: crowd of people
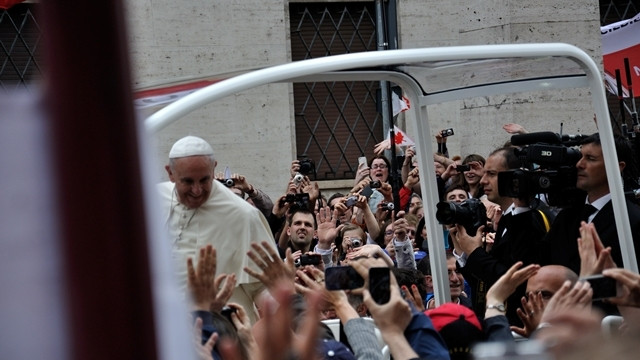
[[158, 123, 640, 359]]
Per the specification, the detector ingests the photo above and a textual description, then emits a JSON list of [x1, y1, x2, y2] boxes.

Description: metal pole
[[375, 0, 391, 141], [376, 0, 401, 210]]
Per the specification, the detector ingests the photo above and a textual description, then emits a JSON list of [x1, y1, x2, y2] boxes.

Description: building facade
[[126, 0, 603, 199]]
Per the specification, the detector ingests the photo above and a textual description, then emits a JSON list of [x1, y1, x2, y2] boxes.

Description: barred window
[[0, 3, 42, 91], [290, 2, 383, 180]]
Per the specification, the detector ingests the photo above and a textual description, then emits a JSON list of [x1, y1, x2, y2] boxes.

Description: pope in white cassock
[[158, 136, 274, 322]]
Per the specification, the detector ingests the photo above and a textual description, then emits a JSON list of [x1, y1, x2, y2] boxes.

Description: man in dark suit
[[452, 146, 548, 325], [543, 133, 640, 274]]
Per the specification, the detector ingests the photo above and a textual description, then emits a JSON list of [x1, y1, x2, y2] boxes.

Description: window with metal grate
[[0, 3, 41, 91], [290, 2, 383, 180]]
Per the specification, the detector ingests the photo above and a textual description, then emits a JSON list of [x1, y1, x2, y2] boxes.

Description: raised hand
[[187, 245, 236, 312], [316, 206, 343, 249], [578, 221, 616, 276], [354, 162, 371, 185], [244, 241, 296, 294], [511, 291, 544, 338], [486, 262, 540, 310], [602, 268, 640, 307]]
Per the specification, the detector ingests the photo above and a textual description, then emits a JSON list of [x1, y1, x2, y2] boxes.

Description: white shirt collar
[[586, 193, 611, 211], [503, 202, 531, 216]]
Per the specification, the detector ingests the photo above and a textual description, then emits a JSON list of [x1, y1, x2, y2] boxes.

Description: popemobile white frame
[[145, 43, 637, 306]]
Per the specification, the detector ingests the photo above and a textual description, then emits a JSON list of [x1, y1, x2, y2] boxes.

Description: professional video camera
[[435, 198, 487, 235], [497, 131, 586, 206]]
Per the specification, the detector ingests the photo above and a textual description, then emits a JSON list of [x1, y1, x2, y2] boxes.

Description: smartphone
[[360, 185, 374, 198], [583, 274, 617, 301], [369, 267, 391, 304], [325, 266, 365, 290], [358, 156, 368, 167]]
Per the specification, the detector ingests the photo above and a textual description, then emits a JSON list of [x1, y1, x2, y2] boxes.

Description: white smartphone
[[358, 156, 367, 167]]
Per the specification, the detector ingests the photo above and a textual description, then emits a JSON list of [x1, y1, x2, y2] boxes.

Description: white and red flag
[[601, 12, 640, 98], [387, 125, 414, 147]]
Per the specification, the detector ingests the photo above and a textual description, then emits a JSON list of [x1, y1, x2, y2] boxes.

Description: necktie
[[580, 204, 597, 223]]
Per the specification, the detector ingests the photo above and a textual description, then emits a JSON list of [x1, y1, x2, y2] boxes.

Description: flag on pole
[[392, 91, 411, 115]]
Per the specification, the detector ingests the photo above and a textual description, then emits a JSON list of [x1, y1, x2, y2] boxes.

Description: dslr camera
[[298, 156, 315, 176], [436, 198, 487, 235], [281, 193, 310, 210]]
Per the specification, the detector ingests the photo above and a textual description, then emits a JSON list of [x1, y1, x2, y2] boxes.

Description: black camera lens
[[435, 202, 458, 223], [224, 178, 234, 187], [441, 128, 454, 137], [435, 198, 487, 235], [380, 202, 394, 211], [370, 180, 382, 188]]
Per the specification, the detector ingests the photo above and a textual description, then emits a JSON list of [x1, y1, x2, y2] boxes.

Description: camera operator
[[543, 133, 640, 275], [451, 146, 548, 325]]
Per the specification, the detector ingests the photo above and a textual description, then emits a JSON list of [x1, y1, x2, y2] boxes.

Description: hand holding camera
[[354, 165, 371, 186], [602, 268, 640, 307], [436, 198, 487, 238], [452, 223, 485, 255], [392, 217, 411, 241], [290, 159, 300, 178]]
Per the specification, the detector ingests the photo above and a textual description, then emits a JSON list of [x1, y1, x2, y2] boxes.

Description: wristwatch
[[486, 303, 506, 312]]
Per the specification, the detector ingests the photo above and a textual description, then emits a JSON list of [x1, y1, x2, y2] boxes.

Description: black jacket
[[460, 208, 548, 326], [542, 199, 640, 274]]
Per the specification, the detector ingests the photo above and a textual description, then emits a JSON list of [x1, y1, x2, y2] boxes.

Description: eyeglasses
[[371, 164, 387, 170]]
